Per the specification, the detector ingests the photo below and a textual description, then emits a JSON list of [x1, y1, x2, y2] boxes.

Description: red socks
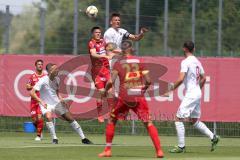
[[147, 124, 161, 152], [36, 118, 44, 137], [105, 123, 115, 151]]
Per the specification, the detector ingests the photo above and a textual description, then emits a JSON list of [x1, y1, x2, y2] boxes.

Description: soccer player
[[26, 59, 45, 141], [88, 26, 113, 123], [30, 63, 92, 144], [98, 40, 164, 158], [167, 41, 219, 153], [104, 13, 148, 50]]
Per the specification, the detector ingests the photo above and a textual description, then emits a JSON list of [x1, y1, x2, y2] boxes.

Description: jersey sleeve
[[120, 28, 130, 38], [88, 41, 95, 50], [103, 30, 112, 43], [33, 77, 44, 91], [180, 60, 188, 73]]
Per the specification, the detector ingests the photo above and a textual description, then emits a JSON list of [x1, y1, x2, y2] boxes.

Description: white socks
[[175, 121, 185, 148], [193, 121, 214, 139], [70, 120, 86, 139], [46, 121, 57, 140]]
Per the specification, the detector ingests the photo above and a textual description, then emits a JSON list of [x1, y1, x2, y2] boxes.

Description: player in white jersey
[[104, 13, 148, 49], [104, 13, 148, 68], [30, 63, 92, 144], [166, 41, 219, 153]]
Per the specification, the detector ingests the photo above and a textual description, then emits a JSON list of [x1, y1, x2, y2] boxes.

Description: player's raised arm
[[128, 27, 149, 41]]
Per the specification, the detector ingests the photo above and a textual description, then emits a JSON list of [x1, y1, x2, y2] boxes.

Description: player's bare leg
[[45, 112, 58, 144], [61, 112, 93, 144], [143, 121, 164, 158], [98, 118, 117, 157]]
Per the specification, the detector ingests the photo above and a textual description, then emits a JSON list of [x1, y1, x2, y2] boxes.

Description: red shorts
[[92, 67, 110, 90], [110, 97, 150, 122], [30, 103, 42, 118]]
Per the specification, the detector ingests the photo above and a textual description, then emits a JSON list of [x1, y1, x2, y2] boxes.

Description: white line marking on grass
[[0, 144, 149, 149]]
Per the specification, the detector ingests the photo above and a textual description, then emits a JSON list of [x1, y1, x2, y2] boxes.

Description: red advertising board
[[0, 54, 239, 122]]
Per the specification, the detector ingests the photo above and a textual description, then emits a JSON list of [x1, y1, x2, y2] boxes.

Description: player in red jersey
[[98, 40, 164, 158], [88, 26, 113, 123], [26, 59, 46, 141]]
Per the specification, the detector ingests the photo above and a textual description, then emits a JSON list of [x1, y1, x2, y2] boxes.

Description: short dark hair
[[121, 40, 133, 51], [183, 41, 195, 52], [35, 59, 43, 66], [46, 63, 56, 72], [91, 26, 101, 33], [111, 13, 120, 19]]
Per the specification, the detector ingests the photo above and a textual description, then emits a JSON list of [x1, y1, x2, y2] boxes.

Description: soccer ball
[[86, 5, 98, 18]]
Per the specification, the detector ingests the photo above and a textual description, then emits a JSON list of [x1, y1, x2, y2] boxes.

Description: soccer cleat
[[98, 150, 112, 157], [211, 135, 220, 152], [34, 136, 41, 141], [52, 139, 58, 144], [156, 150, 164, 158], [169, 146, 186, 153], [82, 138, 93, 144], [98, 116, 104, 123]]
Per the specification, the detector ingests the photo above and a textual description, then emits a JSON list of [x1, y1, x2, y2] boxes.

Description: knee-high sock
[[193, 121, 214, 139], [70, 120, 85, 139], [46, 121, 57, 140], [175, 121, 185, 148], [36, 118, 44, 137], [105, 123, 115, 151], [147, 124, 162, 152]]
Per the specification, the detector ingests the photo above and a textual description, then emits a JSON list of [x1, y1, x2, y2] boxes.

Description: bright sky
[[0, 0, 41, 14]]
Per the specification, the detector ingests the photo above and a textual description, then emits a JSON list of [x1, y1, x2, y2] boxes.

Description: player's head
[[46, 63, 58, 77], [35, 59, 43, 72], [110, 13, 121, 29], [91, 26, 102, 41], [121, 40, 134, 55], [106, 42, 117, 52], [183, 41, 195, 55]]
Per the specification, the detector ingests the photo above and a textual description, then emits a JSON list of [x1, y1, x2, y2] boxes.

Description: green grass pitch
[[0, 132, 239, 160]]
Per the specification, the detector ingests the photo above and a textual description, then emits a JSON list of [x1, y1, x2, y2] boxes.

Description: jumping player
[[167, 41, 219, 153], [26, 59, 45, 141], [88, 26, 113, 123], [98, 40, 164, 158], [104, 13, 148, 49]]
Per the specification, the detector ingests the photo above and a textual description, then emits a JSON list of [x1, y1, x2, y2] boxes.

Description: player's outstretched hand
[[140, 27, 149, 34]]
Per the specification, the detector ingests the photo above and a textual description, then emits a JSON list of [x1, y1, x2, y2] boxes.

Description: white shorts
[[40, 103, 68, 116], [176, 97, 201, 119]]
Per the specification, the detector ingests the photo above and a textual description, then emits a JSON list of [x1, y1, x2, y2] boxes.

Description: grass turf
[[0, 132, 239, 160]]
